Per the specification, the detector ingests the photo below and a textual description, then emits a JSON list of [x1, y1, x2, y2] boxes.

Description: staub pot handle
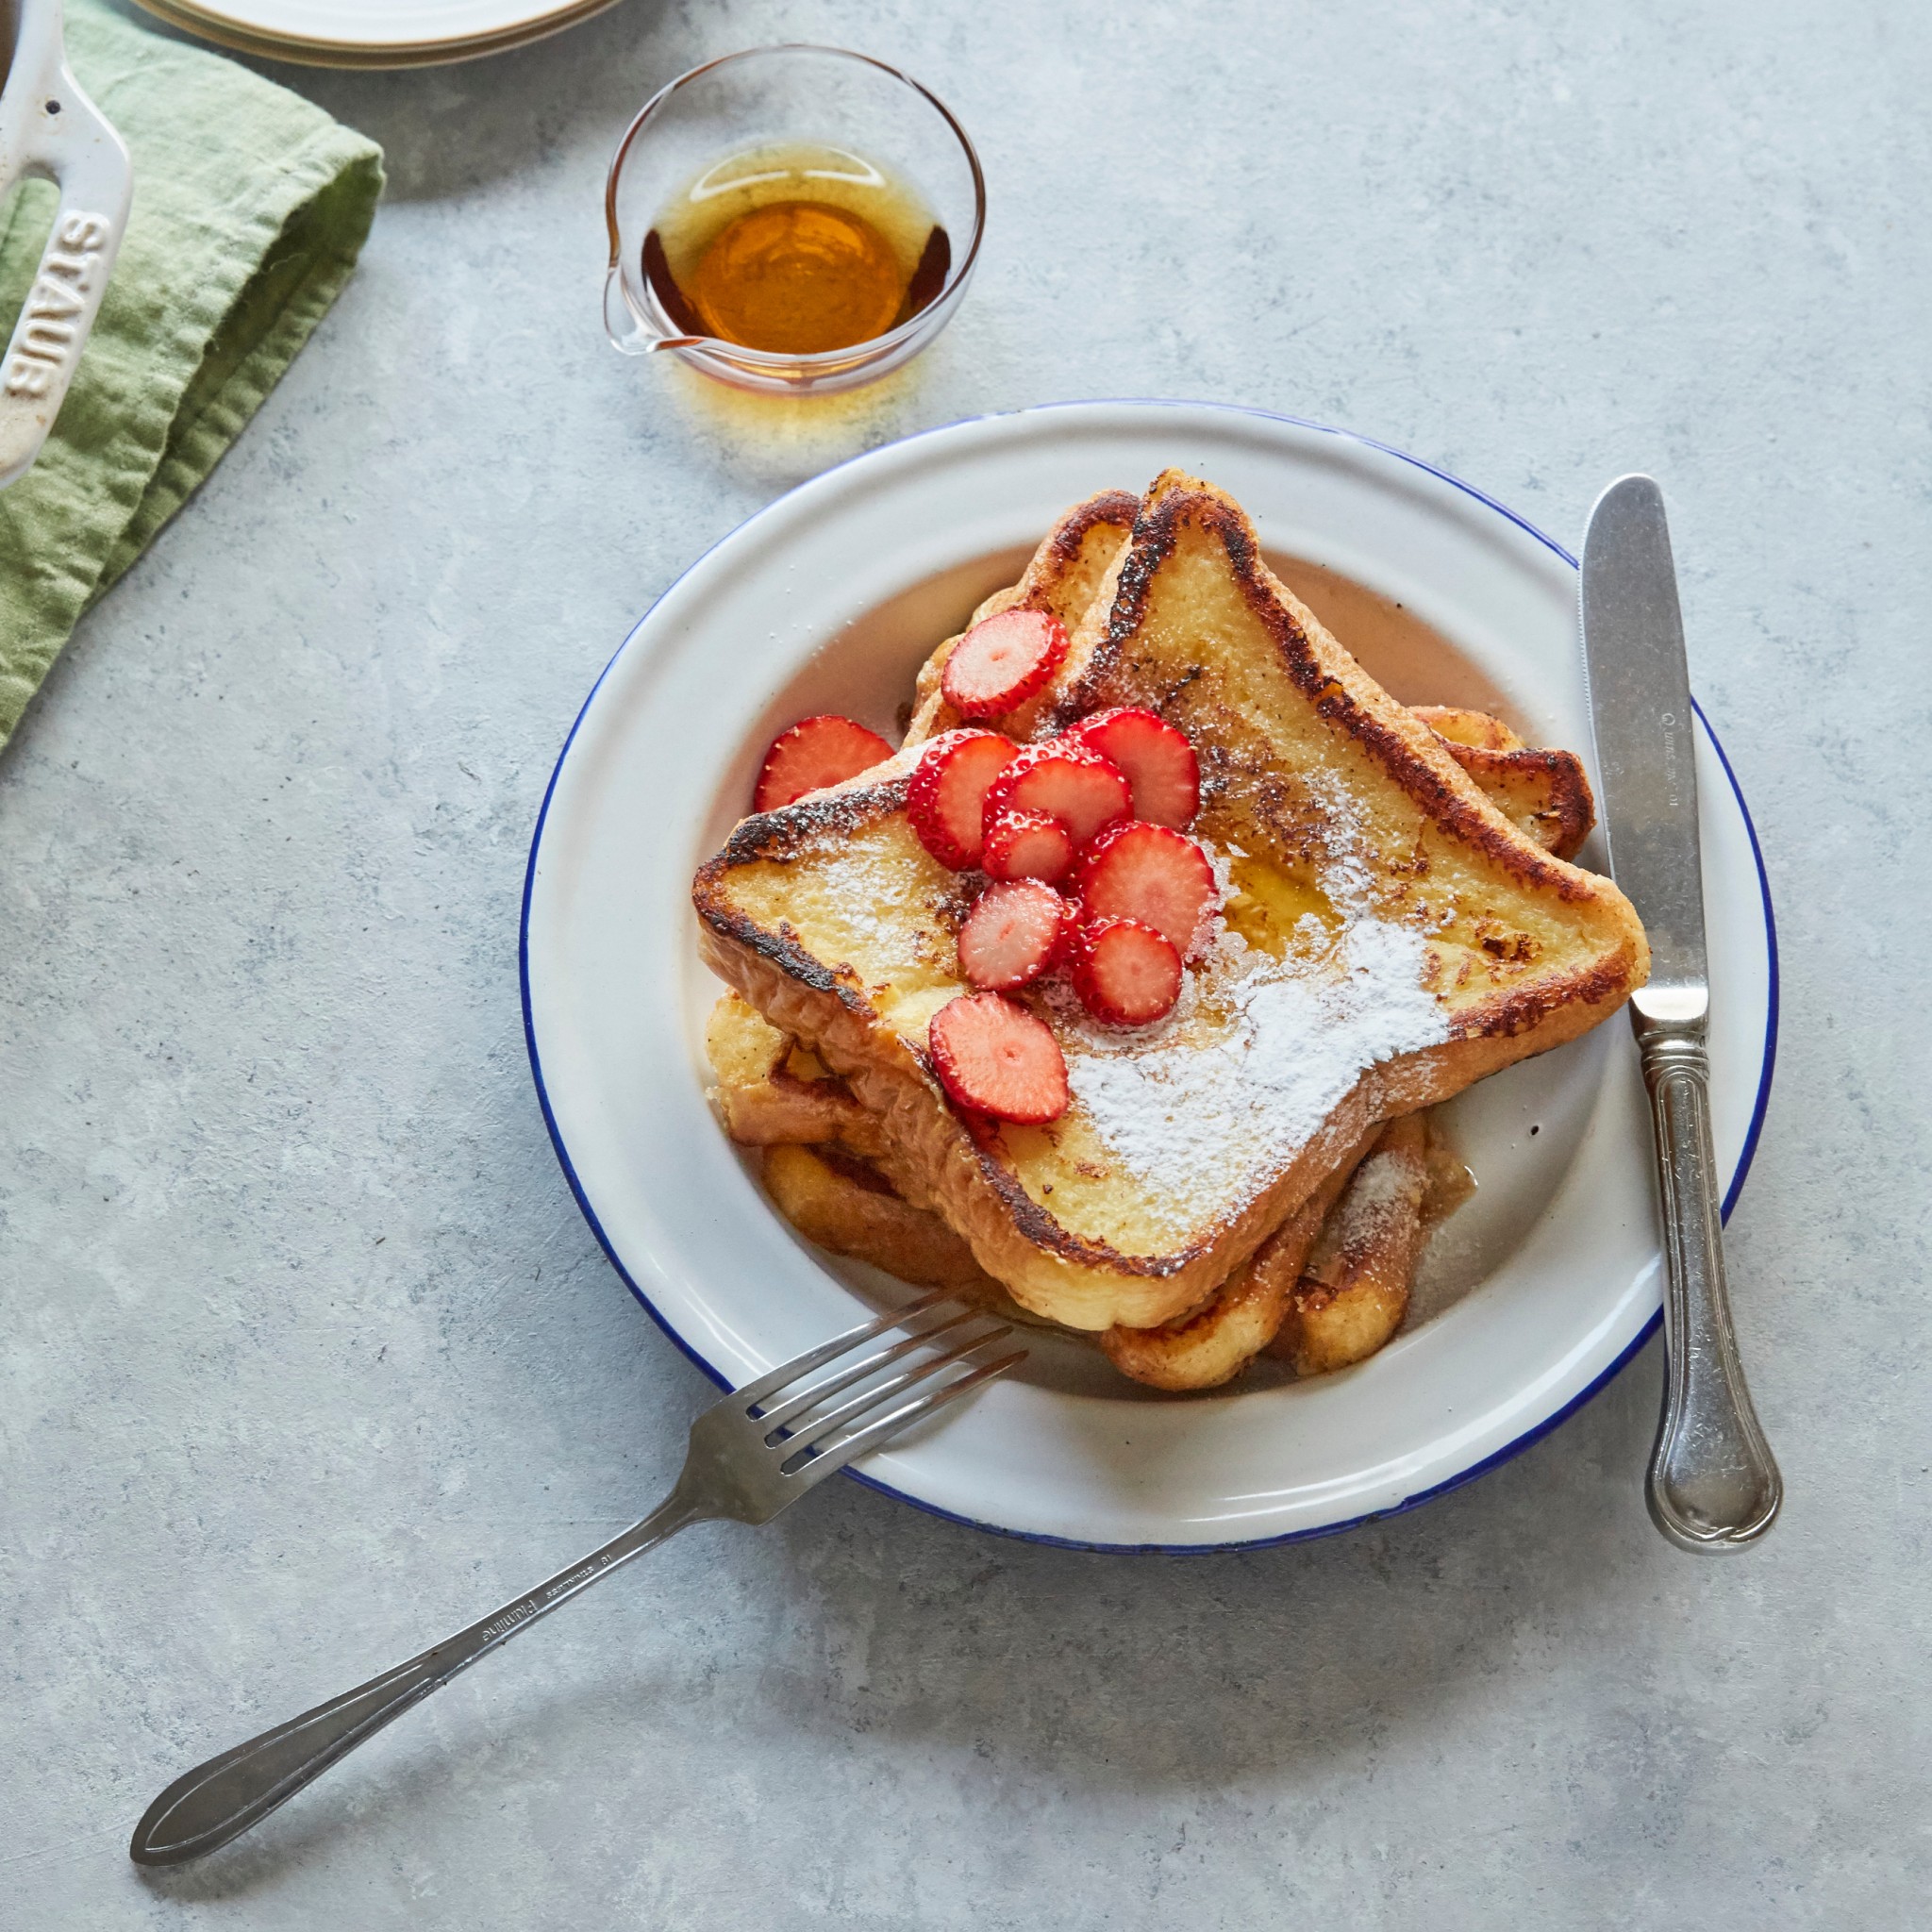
[[0, 0, 132, 490]]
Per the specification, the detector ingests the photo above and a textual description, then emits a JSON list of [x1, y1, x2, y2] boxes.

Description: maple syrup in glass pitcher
[[603, 47, 985, 395], [644, 142, 951, 357]]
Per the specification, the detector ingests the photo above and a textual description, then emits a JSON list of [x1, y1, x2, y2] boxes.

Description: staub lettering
[[5, 210, 116, 398]]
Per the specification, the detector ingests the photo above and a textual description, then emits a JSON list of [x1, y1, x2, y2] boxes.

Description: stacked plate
[[131, 0, 618, 67]]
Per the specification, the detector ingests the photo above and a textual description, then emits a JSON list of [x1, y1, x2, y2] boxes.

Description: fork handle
[[129, 1490, 705, 1866], [1635, 1011, 1782, 1550]]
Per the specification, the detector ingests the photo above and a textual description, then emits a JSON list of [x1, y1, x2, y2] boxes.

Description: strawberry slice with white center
[[754, 714, 896, 814], [982, 808, 1075, 884], [928, 991, 1070, 1124], [1071, 919, 1183, 1027], [1075, 820, 1217, 958], [957, 880, 1074, 991], [980, 741, 1131, 851], [908, 730, 1020, 871], [941, 608, 1070, 721], [1063, 708, 1200, 828]]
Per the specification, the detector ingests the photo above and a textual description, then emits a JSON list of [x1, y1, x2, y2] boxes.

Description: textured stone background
[[6, 1, 1927, 1924]]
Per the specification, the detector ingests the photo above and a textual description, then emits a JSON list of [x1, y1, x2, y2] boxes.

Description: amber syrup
[[644, 142, 950, 356]]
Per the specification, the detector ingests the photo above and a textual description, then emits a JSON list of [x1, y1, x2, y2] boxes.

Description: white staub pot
[[0, 0, 130, 490]]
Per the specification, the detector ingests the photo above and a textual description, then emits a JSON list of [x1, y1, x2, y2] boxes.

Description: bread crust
[[1409, 708, 1595, 859]]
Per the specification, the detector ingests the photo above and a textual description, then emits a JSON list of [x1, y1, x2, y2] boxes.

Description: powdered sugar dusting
[[1331, 1145, 1415, 1226], [1062, 832, 1450, 1238]]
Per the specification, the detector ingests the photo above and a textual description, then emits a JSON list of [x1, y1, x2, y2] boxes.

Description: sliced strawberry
[[928, 991, 1069, 1124], [754, 715, 895, 813], [908, 730, 1019, 871], [1064, 708, 1200, 828], [957, 880, 1074, 991], [1075, 820, 1217, 958], [982, 808, 1076, 885], [1071, 918, 1183, 1027], [980, 741, 1131, 851], [941, 608, 1071, 721]]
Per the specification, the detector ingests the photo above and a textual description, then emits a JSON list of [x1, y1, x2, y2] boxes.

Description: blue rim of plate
[[520, 399, 1780, 1556]]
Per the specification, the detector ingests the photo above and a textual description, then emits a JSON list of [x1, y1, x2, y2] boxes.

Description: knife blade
[[1579, 476, 1707, 1010], [1579, 475, 1780, 1552]]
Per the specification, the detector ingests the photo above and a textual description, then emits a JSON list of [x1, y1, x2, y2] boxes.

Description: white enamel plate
[[522, 402, 1776, 1552]]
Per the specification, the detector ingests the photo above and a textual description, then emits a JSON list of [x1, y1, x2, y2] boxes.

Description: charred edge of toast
[[1457, 948, 1637, 1042], [1439, 740, 1596, 860], [1024, 489, 1141, 591], [692, 779, 912, 1013], [1046, 486, 1605, 907], [710, 774, 911, 869]]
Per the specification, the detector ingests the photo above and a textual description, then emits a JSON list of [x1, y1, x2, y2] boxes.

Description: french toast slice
[[693, 474, 1648, 1332], [1273, 1112, 1431, 1377]]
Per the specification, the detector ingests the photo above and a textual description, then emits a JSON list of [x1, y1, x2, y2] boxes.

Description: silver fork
[[128, 1292, 1023, 1866]]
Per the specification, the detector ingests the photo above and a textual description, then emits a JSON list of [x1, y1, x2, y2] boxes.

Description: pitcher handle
[[0, 6, 133, 491], [602, 264, 704, 358]]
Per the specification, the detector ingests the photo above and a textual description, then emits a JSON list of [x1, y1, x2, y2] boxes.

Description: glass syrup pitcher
[[603, 45, 985, 397]]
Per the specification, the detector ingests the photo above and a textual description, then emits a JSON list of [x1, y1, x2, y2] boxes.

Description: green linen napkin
[[0, 0, 383, 750]]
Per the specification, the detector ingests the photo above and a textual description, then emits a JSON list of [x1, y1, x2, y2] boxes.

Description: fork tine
[[782, 1344, 1026, 1483], [779, 1332, 1020, 1466], [763, 1317, 1008, 1450], [730, 1290, 953, 1409], [755, 1305, 997, 1438]]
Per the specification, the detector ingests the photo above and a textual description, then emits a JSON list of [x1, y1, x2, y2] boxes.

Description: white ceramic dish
[[521, 401, 1776, 1552], [130, 0, 613, 68]]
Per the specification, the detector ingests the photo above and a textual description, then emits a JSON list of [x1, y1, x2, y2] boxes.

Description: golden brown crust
[[761, 1143, 999, 1295], [692, 778, 915, 1015], [1437, 740, 1595, 861], [905, 490, 1141, 743], [1409, 705, 1595, 859], [1277, 1112, 1429, 1376], [1411, 705, 1524, 753]]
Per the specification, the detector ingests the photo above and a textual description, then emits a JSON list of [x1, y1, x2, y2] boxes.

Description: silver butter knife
[[1579, 475, 1782, 1551]]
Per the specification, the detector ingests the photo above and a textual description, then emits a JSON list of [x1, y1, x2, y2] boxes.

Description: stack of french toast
[[692, 473, 1649, 1391]]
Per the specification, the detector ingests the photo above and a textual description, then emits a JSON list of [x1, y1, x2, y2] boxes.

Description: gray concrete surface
[[5, 1, 1928, 1924]]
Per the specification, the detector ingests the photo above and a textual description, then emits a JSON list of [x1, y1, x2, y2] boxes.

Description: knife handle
[[1634, 1013, 1782, 1550]]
